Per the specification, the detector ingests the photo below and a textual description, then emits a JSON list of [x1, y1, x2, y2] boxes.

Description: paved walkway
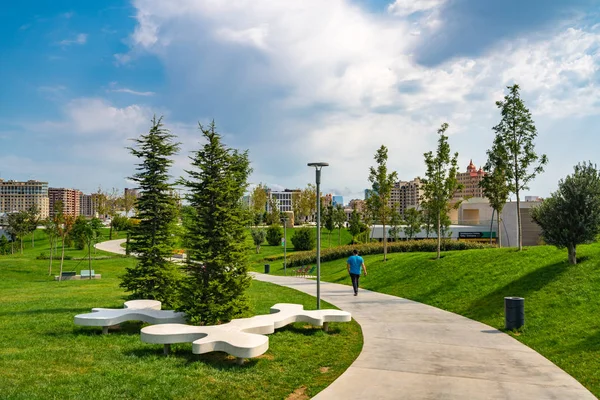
[[253, 273, 596, 400], [95, 239, 126, 255]]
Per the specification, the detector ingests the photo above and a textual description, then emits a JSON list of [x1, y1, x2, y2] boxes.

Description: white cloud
[[388, 0, 447, 16], [109, 88, 155, 96], [58, 33, 87, 46]]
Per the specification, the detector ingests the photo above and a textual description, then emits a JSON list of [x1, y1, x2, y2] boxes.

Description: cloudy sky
[[1, 0, 599, 202]]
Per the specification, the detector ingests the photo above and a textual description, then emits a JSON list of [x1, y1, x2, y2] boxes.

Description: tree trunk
[[32, 232, 35, 248], [48, 237, 54, 275], [489, 209, 495, 246], [383, 221, 387, 261], [88, 240, 92, 280], [20, 237, 24, 254], [59, 237, 66, 282], [255, 244, 260, 254], [497, 213, 502, 248], [568, 244, 577, 265], [109, 224, 113, 240], [338, 228, 341, 245], [437, 211, 441, 259]]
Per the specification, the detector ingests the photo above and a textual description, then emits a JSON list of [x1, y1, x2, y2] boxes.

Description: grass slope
[[0, 232, 362, 400], [297, 243, 600, 396]]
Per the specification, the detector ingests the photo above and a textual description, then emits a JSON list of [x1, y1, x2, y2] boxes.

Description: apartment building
[[390, 178, 423, 215], [454, 160, 486, 200], [0, 179, 50, 220], [79, 193, 97, 218], [49, 188, 82, 217], [266, 189, 301, 213]]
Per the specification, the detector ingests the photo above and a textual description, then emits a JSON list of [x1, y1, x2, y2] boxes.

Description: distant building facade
[[49, 188, 82, 217], [332, 195, 343, 207], [0, 179, 49, 220], [124, 188, 140, 198], [266, 189, 300, 213], [390, 178, 423, 215], [79, 193, 97, 218], [454, 160, 486, 200]]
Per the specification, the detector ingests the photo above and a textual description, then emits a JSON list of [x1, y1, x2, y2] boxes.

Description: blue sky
[[1, 0, 599, 201]]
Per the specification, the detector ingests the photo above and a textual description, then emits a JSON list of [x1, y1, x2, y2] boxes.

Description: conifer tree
[[179, 121, 252, 325], [120, 116, 181, 307]]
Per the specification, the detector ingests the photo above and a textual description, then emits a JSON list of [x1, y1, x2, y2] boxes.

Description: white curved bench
[[141, 303, 351, 363], [74, 300, 186, 334]]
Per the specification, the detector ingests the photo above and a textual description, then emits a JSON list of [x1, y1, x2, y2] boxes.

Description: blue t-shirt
[[347, 255, 364, 275]]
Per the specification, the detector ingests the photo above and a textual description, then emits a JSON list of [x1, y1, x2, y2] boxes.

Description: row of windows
[[0, 188, 47, 195]]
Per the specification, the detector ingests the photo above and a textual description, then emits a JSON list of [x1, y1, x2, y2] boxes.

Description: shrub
[[251, 229, 267, 253], [266, 225, 283, 246], [291, 227, 315, 251], [284, 239, 493, 268]]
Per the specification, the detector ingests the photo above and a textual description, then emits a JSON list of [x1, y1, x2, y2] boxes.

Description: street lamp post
[[281, 215, 288, 275], [307, 162, 329, 310]]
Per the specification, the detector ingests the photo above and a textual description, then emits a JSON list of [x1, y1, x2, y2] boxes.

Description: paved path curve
[[95, 238, 126, 255], [253, 273, 596, 400], [95, 240, 595, 399]]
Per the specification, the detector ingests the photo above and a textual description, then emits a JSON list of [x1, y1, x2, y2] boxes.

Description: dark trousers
[[350, 273, 360, 293]]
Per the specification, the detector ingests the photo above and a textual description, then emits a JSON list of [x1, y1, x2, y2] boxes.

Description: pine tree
[[120, 116, 181, 307], [421, 123, 462, 259], [491, 84, 548, 250], [179, 121, 252, 325]]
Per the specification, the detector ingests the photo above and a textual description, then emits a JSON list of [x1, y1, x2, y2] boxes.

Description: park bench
[[74, 300, 186, 334], [80, 270, 95, 278], [140, 303, 351, 364], [295, 265, 310, 277]]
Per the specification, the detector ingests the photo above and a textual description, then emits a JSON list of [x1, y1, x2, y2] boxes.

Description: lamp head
[[307, 162, 329, 169]]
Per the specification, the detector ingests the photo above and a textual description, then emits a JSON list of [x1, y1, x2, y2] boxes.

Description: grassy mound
[[0, 232, 362, 399], [308, 243, 600, 396]]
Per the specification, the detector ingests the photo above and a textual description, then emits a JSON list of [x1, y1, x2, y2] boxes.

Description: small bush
[[291, 227, 315, 251], [284, 239, 493, 267], [36, 253, 73, 260], [266, 225, 283, 246], [251, 229, 267, 253]]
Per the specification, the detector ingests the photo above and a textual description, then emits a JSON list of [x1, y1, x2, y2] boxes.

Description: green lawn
[[247, 227, 354, 272], [267, 243, 600, 396], [0, 231, 362, 400]]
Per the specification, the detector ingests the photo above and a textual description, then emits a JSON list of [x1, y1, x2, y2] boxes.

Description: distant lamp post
[[281, 214, 288, 275], [307, 162, 329, 310]]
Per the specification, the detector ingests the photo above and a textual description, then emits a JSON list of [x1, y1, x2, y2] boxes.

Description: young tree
[[323, 204, 335, 247], [403, 207, 422, 240], [531, 162, 600, 265], [0, 235, 9, 255], [26, 205, 40, 248], [43, 218, 59, 275], [367, 145, 398, 261], [251, 229, 266, 253], [421, 123, 462, 259], [292, 191, 302, 225], [348, 208, 362, 244], [6, 211, 28, 254], [491, 84, 548, 250], [57, 215, 76, 281], [479, 164, 510, 247], [300, 184, 316, 223], [179, 121, 252, 325], [70, 216, 89, 250], [120, 116, 181, 307], [249, 183, 268, 226], [333, 204, 346, 245], [388, 206, 402, 241], [121, 190, 138, 217]]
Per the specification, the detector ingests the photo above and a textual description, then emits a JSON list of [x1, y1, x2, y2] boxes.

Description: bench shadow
[[276, 324, 342, 336], [468, 261, 569, 321], [71, 321, 146, 336], [126, 347, 260, 369]]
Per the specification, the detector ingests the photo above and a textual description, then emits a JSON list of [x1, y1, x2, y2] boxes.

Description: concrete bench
[[74, 300, 186, 334], [140, 303, 351, 363]]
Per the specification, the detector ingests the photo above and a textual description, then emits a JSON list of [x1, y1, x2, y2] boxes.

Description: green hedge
[[269, 240, 494, 268]]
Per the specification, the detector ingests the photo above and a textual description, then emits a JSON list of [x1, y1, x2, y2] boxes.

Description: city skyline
[[1, 1, 599, 200]]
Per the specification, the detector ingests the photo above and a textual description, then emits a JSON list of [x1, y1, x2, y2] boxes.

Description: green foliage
[[323, 204, 335, 246], [0, 235, 10, 255], [291, 227, 316, 251], [250, 183, 268, 225], [266, 224, 283, 246], [348, 209, 362, 243], [6, 211, 28, 254], [479, 164, 510, 247], [333, 204, 346, 245], [280, 240, 492, 267], [367, 145, 398, 261], [531, 162, 600, 264], [421, 123, 462, 259], [490, 84, 548, 250], [120, 116, 181, 307], [110, 214, 131, 234], [403, 208, 422, 240], [179, 121, 252, 325], [70, 216, 90, 250], [251, 229, 267, 253]]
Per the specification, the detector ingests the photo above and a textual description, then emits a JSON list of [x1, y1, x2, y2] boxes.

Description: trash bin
[[264, 264, 270, 274], [504, 297, 524, 330]]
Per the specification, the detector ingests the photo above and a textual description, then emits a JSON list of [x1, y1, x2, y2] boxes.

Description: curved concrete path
[[95, 239, 126, 255], [253, 273, 596, 400]]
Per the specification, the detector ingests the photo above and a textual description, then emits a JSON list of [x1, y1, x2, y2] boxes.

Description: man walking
[[347, 249, 367, 296]]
